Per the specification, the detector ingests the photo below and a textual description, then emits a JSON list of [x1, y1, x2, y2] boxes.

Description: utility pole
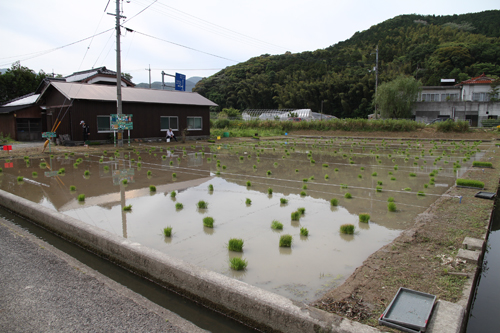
[[146, 64, 151, 88], [375, 45, 379, 118]]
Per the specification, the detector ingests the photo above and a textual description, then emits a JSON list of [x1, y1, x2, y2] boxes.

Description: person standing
[[166, 128, 178, 142], [81, 120, 90, 146]]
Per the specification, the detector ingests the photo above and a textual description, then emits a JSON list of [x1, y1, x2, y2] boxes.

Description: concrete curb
[[0, 189, 379, 333]]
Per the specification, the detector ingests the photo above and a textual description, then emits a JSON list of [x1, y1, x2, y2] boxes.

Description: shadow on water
[[466, 189, 500, 333], [0, 207, 258, 333]]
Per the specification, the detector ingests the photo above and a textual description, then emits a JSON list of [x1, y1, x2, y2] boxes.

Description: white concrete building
[[413, 74, 499, 126]]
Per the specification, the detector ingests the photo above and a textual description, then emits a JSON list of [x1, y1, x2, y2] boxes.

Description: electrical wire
[[129, 28, 240, 62]]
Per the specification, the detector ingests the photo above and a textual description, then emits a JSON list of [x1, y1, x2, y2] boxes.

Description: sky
[[0, 0, 498, 85]]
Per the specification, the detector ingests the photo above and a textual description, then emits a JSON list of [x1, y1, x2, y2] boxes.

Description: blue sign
[[175, 73, 186, 91]]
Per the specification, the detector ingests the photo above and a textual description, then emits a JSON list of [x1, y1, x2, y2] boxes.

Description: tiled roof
[[457, 73, 495, 85]]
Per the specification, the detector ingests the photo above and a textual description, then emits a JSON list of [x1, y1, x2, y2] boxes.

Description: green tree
[[0, 61, 48, 103], [373, 75, 422, 118], [121, 72, 133, 82]]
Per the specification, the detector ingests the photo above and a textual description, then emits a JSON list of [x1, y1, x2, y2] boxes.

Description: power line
[[129, 28, 240, 63]]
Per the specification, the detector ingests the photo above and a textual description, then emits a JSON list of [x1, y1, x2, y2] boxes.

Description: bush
[[340, 224, 355, 234], [456, 179, 484, 188], [228, 238, 244, 252], [472, 161, 492, 168], [229, 257, 247, 271], [279, 234, 293, 247], [359, 213, 370, 223]]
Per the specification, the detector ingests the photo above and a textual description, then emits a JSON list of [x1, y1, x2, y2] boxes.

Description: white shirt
[[166, 129, 174, 137]]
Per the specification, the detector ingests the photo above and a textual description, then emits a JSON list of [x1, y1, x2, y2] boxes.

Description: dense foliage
[[194, 10, 500, 118], [373, 75, 422, 118], [0, 62, 48, 103]]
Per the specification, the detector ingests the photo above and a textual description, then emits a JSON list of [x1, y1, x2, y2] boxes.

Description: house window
[[472, 93, 489, 102], [440, 93, 459, 101], [421, 93, 440, 102], [160, 116, 178, 131], [97, 115, 111, 132], [187, 117, 202, 130]]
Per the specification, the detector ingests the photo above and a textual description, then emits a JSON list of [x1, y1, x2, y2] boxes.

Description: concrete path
[[0, 218, 207, 333]]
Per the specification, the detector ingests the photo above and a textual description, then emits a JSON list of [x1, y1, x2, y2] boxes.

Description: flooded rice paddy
[[0, 137, 489, 302]]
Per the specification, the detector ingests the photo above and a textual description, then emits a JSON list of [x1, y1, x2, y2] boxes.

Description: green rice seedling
[[239, 156, 244, 160], [334, 168, 339, 172], [394, 166, 398, 170], [322, 163, 328, 168], [330, 198, 338, 206], [300, 227, 309, 236], [32, 171, 38, 177], [376, 186, 382, 192], [228, 238, 244, 252], [300, 191, 307, 197], [252, 164, 256, 169], [162, 155, 167, 160], [203, 216, 214, 228], [58, 168, 65, 174], [274, 162, 278, 166], [424, 184, 429, 188], [17, 176, 24, 182], [391, 177, 396, 181], [40, 162, 47, 168], [279, 234, 293, 247], [280, 198, 288, 204], [170, 191, 176, 198], [147, 170, 152, 176], [163, 227, 172, 237], [149, 185, 156, 192], [137, 162, 142, 168], [297, 207, 305, 214], [122, 204, 132, 211], [409, 172, 417, 177], [245, 198, 252, 205], [172, 173, 177, 178], [208, 184, 214, 191], [371, 172, 377, 177], [358, 174, 362, 178], [359, 213, 370, 223], [417, 191, 425, 196], [377, 181, 383, 186], [169, 160, 173, 166], [302, 184, 308, 190], [291, 211, 300, 221], [388, 202, 397, 212], [472, 161, 492, 168], [430, 177, 435, 182], [340, 184, 348, 189], [84, 170, 90, 176], [122, 179, 128, 185], [175, 202, 183, 210], [229, 257, 247, 271], [103, 165, 109, 172], [99, 158, 104, 163], [324, 174, 329, 179], [340, 224, 355, 234], [267, 188, 273, 194], [222, 165, 227, 169], [197, 200, 208, 209], [387, 197, 394, 202], [404, 187, 411, 191], [246, 181, 251, 187], [69, 185, 76, 191], [309, 176, 315, 180], [456, 179, 485, 188], [271, 220, 283, 230], [344, 192, 352, 199], [77, 194, 85, 202], [267, 170, 272, 175]]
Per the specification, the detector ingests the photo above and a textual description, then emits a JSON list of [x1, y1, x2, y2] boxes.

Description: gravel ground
[[0, 218, 206, 333]]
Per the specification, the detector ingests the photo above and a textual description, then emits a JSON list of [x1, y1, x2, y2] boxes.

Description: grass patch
[[271, 220, 283, 230], [359, 213, 370, 223], [163, 227, 172, 237], [279, 234, 293, 247], [197, 200, 208, 209], [340, 224, 355, 234], [203, 216, 214, 228], [228, 238, 244, 252], [456, 179, 484, 188], [229, 257, 247, 271]]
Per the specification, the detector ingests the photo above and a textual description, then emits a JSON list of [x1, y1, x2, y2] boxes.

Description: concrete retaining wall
[[0, 189, 379, 333]]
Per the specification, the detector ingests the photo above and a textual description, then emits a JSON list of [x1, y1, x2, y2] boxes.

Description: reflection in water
[[299, 235, 309, 242], [358, 221, 370, 230], [290, 221, 301, 228], [203, 226, 215, 235], [279, 247, 292, 255], [339, 233, 355, 242], [163, 235, 172, 244]]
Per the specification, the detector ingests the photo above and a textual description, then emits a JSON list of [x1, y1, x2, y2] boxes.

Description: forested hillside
[[194, 10, 500, 118]]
